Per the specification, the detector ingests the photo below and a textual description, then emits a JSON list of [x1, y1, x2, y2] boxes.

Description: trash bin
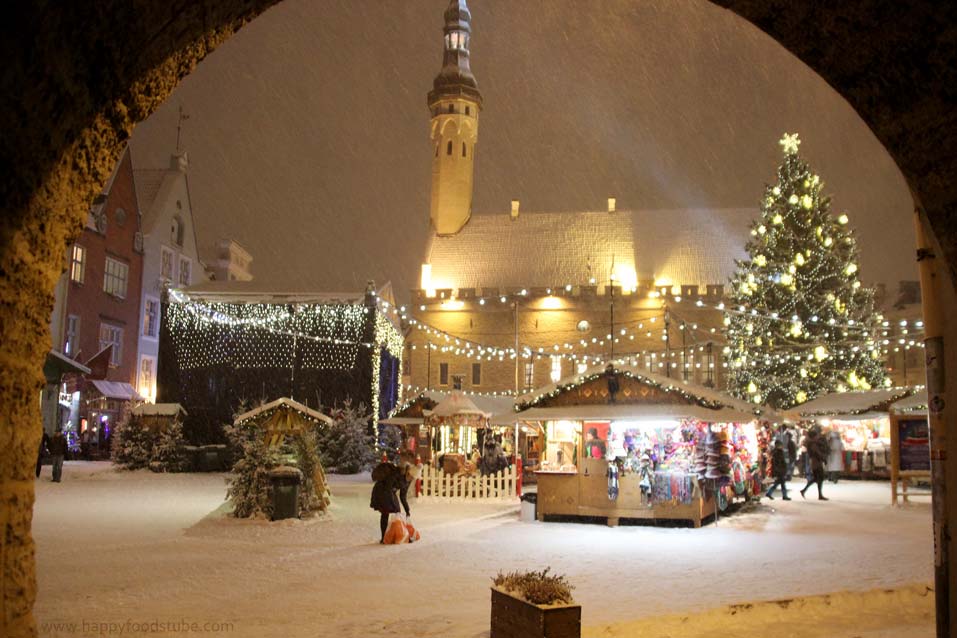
[[520, 492, 537, 522], [268, 466, 302, 521]]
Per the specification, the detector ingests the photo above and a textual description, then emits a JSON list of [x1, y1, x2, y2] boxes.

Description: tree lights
[[724, 133, 887, 409]]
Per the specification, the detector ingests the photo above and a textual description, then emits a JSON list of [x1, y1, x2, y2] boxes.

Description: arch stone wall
[[0, 1, 954, 636]]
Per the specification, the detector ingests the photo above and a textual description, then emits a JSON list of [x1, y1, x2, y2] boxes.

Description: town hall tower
[[428, 0, 482, 236]]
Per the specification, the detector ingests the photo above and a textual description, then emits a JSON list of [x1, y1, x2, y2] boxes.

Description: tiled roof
[[424, 208, 755, 290], [132, 168, 167, 229]]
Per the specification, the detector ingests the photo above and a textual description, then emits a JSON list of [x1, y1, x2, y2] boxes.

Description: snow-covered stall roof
[[516, 363, 762, 415], [890, 388, 928, 414], [234, 397, 333, 426], [132, 403, 187, 417], [787, 388, 916, 420]]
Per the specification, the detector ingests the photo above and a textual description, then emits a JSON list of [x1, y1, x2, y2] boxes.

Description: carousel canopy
[[234, 397, 333, 426], [786, 387, 916, 421], [424, 392, 490, 418], [890, 388, 928, 414]]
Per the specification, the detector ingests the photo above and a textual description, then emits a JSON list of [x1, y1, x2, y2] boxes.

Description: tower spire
[[427, 0, 482, 236], [428, 0, 482, 107]]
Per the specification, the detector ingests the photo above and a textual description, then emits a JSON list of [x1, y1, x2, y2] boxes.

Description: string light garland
[[724, 133, 888, 409]]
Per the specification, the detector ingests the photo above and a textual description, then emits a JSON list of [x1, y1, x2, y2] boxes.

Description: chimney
[[607, 197, 616, 213], [510, 199, 520, 220]]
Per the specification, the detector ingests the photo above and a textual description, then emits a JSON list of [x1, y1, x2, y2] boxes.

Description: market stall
[[517, 364, 764, 527], [787, 388, 915, 479]]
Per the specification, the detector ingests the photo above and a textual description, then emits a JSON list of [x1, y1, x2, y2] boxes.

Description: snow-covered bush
[[227, 425, 281, 519], [149, 419, 189, 473], [111, 416, 153, 470]]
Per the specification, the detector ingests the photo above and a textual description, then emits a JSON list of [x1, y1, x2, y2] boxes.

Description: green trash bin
[[269, 466, 302, 521]]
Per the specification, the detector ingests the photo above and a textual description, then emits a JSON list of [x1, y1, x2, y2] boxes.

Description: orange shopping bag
[[404, 518, 421, 543], [383, 514, 409, 544]]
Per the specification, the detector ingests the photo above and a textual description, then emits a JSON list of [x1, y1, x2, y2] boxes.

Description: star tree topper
[[779, 132, 801, 155]]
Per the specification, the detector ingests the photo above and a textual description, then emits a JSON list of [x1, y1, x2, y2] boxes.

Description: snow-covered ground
[[33, 462, 934, 637]]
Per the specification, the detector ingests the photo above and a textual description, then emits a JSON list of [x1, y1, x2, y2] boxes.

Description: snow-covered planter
[[490, 569, 580, 638]]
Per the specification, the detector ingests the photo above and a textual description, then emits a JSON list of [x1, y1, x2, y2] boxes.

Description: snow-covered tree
[[149, 419, 189, 473], [724, 133, 887, 410], [376, 423, 403, 463], [323, 402, 375, 474], [111, 416, 153, 470], [227, 425, 280, 519]]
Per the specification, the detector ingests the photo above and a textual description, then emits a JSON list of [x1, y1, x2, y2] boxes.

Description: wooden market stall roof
[[383, 390, 514, 425], [889, 388, 928, 414], [233, 397, 333, 426], [509, 363, 762, 423], [131, 403, 187, 417], [786, 387, 917, 421]]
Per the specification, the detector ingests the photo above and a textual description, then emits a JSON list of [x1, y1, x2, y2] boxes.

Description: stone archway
[[1, 1, 954, 635]]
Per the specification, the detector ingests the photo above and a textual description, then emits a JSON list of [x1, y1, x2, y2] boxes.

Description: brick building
[[51, 147, 145, 446]]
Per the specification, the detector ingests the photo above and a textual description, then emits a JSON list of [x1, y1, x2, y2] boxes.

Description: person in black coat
[[370, 462, 416, 543], [36, 431, 50, 478], [800, 426, 829, 500], [765, 439, 791, 500]]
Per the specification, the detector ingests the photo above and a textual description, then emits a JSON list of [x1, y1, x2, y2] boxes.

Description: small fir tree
[[325, 402, 375, 474], [724, 133, 887, 410], [149, 419, 189, 472], [111, 415, 153, 470]]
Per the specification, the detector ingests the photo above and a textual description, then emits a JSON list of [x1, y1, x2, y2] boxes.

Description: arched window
[[435, 144, 439, 157], [462, 142, 467, 157], [446, 140, 453, 155], [171, 215, 185, 247]]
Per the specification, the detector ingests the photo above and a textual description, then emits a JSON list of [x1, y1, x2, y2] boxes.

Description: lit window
[[143, 298, 160, 338], [139, 356, 155, 402], [439, 362, 449, 386], [160, 247, 174, 280], [524, 362, 534, 388], [472, 363, 481, 386], [65, 315, 80, 356], [103, 257, 129, 299], [550, 356, 562, 383], [70, 245, 86, 284], [178, 257, 191, 286], [98, 323, 123, 367]]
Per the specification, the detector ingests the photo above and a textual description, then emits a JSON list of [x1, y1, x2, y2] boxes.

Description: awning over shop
[[131, 402, 188, 417], [43, 350, 90, 383], [509, 403, 756, 424], [89, 380, 145, 402]]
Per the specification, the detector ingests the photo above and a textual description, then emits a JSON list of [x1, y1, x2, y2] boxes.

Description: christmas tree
[[724, 133, 887, 410], [149, 419, 189, 473], [376, 423, 403, 463], [227, 424, 281, 519], [111, 415, 153, 470], [323, 401, 375, 474]]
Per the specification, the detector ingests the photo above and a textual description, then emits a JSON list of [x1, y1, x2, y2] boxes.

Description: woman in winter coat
[[799, 427, 829, 501], [370, 462, 402, 543], [826, 429, 845, 483]]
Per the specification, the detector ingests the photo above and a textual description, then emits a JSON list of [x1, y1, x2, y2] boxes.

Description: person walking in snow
[[370, 461, 402, 543], [36, 431, 50, 478], [785, 428, 798, 479], [799, 426, 829, 500], [765, 439, 791, 500], [826, 428, 845, 484], [48, 429, 68, 482]]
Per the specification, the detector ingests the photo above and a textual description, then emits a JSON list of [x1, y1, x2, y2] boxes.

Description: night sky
[[130, 0, 916, 300]]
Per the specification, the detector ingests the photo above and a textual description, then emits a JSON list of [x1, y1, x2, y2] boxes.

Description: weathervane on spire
[[779, 132, 801, 155]]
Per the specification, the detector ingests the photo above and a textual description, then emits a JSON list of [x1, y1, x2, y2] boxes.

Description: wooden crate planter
[[490, 588, 581, 638]]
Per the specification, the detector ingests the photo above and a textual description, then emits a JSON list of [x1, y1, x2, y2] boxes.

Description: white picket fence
[[418, 464, 518, 500]]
